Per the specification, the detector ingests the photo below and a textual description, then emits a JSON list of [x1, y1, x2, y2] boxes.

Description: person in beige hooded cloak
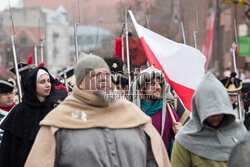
[[25, 53, 170, 167]]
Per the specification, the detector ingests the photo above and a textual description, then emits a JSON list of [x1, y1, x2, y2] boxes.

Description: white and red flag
[[201, 11, 216, 70], [129, 11, 206, 111]]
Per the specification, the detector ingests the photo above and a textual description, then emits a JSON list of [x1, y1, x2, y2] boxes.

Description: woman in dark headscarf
[[0, 66, 56, 167]]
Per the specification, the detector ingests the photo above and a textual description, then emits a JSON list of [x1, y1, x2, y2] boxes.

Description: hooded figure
[[0, 66, 56, 167], [171, 72, 247, 167], [129, 66, 181, 158], [228, 133, 250, 167]]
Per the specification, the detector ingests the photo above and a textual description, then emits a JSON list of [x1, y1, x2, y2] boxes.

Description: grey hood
[[175, 72, 247, 161]]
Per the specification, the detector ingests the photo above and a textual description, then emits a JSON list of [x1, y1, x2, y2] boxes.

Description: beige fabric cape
[[25, 87, 170, 167]]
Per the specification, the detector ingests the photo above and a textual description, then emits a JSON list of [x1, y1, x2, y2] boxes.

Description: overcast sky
[[0, 0, 21, 11]]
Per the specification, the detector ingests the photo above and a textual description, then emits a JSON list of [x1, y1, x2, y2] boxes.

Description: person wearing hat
[[129, 66, 182, 158], [51, 79, 68, 103], [104, 57, 128, 96], [9, 55, 37, 78], [0, 79, 16, 143], [0, 79, 16, 113], [171, 72, 247, 167], [0, 66, 56, 167], [221, 72, 243, 119], [25, 53, 170, 167]]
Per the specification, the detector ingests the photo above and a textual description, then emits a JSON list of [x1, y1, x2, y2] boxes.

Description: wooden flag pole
[[166, 102, 176, 123]]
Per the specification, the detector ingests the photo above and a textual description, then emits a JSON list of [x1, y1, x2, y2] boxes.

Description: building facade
[[2, 6, 70, 76]]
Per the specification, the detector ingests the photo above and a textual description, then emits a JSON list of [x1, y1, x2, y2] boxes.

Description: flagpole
[[121, 25, 125, 71], [38, 19, 42, 63], [125, 9, 131, 87], [34, 43, 38, 66], [120, 0, 123, 24], [78, 0, 81, 24], [193, 7, 199, 49], [232, 42, 237, 73], [167, 102, 176, 123], [231, 42, 243, 121], [74, 23, 79, 62], [193, 31, 197, 48], [195, 7, 199, 31], [121, 34, 125, 63], [234, 19, 238, 44], [11, 36, 22, 102], [120, 0, 125, 71], [43, 23, 46, 64], [8, 0, 22, 102], [145, 14, 150, 67], [40, 39, 44, 63], [74, 0, 81, 63], [181, 21, 186, 44], [232, 7, 242, 120], [145, 14, 150, 29], [63, 70, 69, 91]]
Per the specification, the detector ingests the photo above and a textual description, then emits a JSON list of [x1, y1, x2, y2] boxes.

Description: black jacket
[[0, 67, 57, 167]]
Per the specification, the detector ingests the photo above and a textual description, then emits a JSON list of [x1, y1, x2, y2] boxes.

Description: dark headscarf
[[21, 66, 55, 107]]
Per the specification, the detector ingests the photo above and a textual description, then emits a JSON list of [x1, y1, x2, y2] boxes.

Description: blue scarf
[[141, 99, 163, 116]]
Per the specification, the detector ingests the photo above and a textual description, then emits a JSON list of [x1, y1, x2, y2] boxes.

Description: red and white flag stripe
[[201, 11, 216, 70], [129, 11, 206, 111]]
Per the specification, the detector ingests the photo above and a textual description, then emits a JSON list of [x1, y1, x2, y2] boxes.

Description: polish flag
[[201, 11, 216, 70], [129, 11, 206, 111]]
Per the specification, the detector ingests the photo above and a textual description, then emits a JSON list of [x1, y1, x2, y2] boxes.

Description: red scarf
[[0, 102, 15, 112]]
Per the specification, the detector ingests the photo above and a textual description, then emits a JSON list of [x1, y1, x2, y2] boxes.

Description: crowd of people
[[0, 53, 249, 167]]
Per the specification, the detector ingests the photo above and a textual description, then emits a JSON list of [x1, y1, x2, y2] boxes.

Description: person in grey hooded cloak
[[228, 133, 250, 167], [171, 72, 247, 167]]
